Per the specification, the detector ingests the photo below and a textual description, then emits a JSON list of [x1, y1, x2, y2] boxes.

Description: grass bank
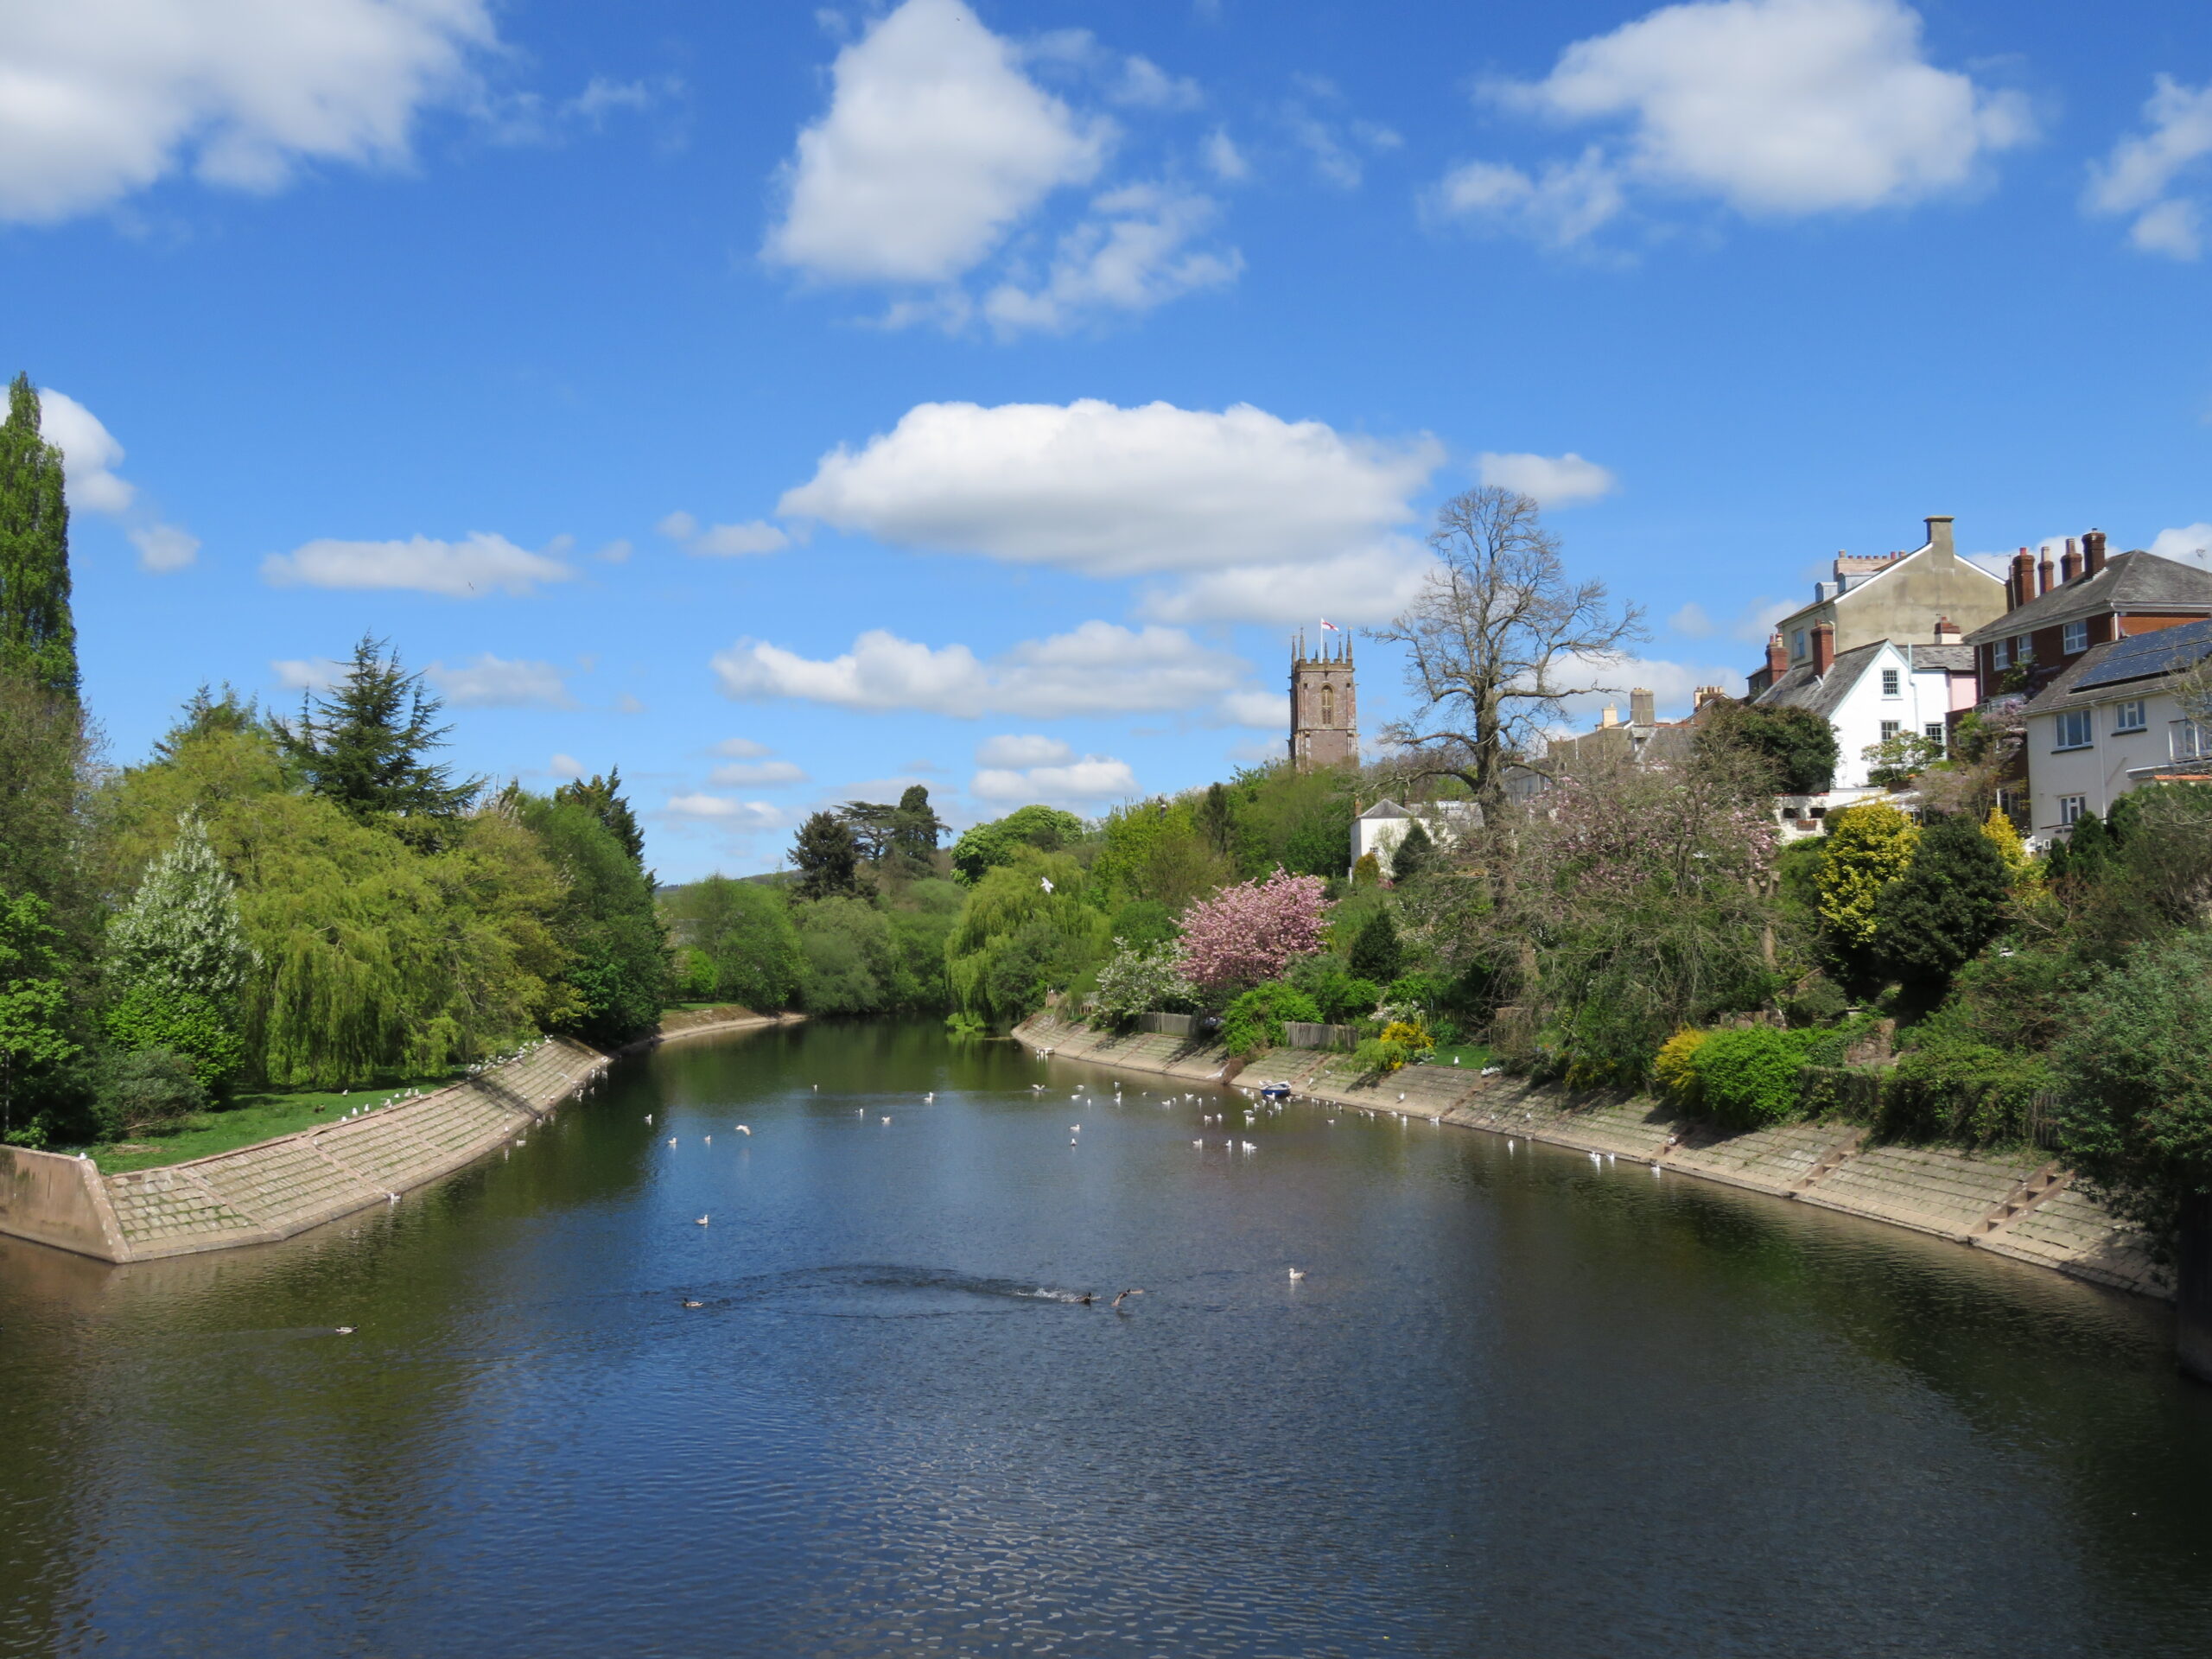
[[91, 1073, 467, 1174]]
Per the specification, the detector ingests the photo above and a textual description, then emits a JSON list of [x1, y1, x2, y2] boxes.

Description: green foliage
[[105, 985, 245, 1090], [1348, 906, 1403, 982], [1691, 1027, 1808, 1130], [1884, 1033, 2055, 1146], [1351, 851, 1382, 887], [0, 374, 77, 698], [520, 794, 668, 1047], [1352, 1034, 1414, 1075], [792, 896, 896, 1014], [791, 810, 866, 901], [1219, 982, 1321, 1057], [1781, 972, 1849, 1027], [0, 888, 77, 1140], [2054, 931, 2212, 1249], [660, 875, 803, 1011], [1873, 811, 2011, 993], [0, 667, 97, 993], [950, 804, 1085, 884], [1704, 701, 1837, 794], [1224, 762, 1356, 879], [944, 1010, 988, 1039], [1651, 1027, 1708, 1104], [104, 812, 257, 1084], [1384, 972, 1443, 1013], [944, 849, 1108, 1022], [276, 635, 482, 831], [92, 1047, 207, 1141], [1107, 898, 1177, 951], [1815, 801, 1918, 948], [1283, 954, 1380, 1022], [1091, 938, 1196, 1027], [1860, 731, 1944, 791], [1092, 799, 1230, 912], [554, 768, 647, 868], [1389, 820, 1436, 880]]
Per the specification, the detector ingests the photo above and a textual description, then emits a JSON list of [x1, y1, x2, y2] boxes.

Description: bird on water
[[1112, 1288, 1144, 1308], [696, 1215, 709, 1226], [1287, 1268, 1305, 1281]]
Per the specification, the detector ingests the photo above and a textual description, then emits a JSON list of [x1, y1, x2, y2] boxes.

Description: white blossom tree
[[105, 812, 257, 1084]]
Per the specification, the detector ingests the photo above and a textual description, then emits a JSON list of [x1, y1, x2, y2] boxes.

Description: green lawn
[[1422, 1043, 1497, 1071], [89, 1072, 467, 1174]]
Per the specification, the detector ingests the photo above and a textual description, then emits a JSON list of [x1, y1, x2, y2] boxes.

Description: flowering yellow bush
[[1652, 1027, 1709, 1103], [1380, 1020, 1431, 1052]]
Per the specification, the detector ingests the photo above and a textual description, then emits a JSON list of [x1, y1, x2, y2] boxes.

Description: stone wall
[[1014, 1013, 2168, 1302]]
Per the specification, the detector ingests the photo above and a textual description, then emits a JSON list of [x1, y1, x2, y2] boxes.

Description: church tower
[[1289, 630, 1358, 770]]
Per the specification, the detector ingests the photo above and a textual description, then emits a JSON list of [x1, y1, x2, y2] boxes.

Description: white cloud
[[270, 656, 346, 690], [1202, 127, 1248, 182], [2150, 523, 2212, 569], [261, 531, 575, 596], [1135, 542, 1433, 626], [1219, 688, 1286, 728], [713, 619, 1250, 720], [0, 0, 496, 223], [1552, 655, 1745, 723], [425, 653, 573, 708], [2086, 76, 2212, 261], [1477, 450, 1618, 505], [979, 182, 1240, 335], [976, 733, 1073, 767], [128, 524, 201, 572], [709, 760, 810, 786], [549, 752, 586, 779], [1669, 601, 1714, 637], [1281, 83, 1402, 189], [764, 0, 1109, 284], [595, 538, 632, 563], [1670, 594, 1797, 643], [709, 736, 773, 758], [1442, 0, 2030, 245], [664, 793, 785, 827], [972, 754, 1139, 806], [1113, 56, 1201, 111], [614, 693, 646, 715], [658, 511, 788, 556], [37, 387, 200, 570], [779, 399, 1443, 620]]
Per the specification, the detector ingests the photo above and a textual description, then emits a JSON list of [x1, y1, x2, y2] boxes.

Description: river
[[3, 1020, 2212, 1657]]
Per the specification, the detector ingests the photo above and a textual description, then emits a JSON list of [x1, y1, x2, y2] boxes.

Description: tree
[[1703, 702, 1837, 794], [1980, 807, 2033, 890], [890, 785, 946, 875], [1090, 938, 1197, 1026], [1814, 802, 1918, 949], [0, 890, 76, 1141], [944, 849, 1109, 1022], [1177, 869, 1331, 994], [1389, 819, 1436, 881], [793, 895, 896, 1014], [0, 662, 97, 963], [950, 804, 1084, 883], [554, 769, 646, 868], [1348, 906, 1404, 983], [1873, 812, 2011, 995], [791, 810, 866, 901], [660, 875, 802, 1010], [0, 374, 77, 699], [520, 795, 668, 1047], [1861, 731, 1945, 791], [153, 684, 259, 760], [1371, 486, 1646, 807], [276, 635, 481, 830], [104, 813, 258, 1085]]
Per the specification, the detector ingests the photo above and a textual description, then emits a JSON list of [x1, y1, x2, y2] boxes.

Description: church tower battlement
[[1289, 630, 1357, 770]]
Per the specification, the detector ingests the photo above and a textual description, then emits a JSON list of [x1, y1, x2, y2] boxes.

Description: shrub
[[1651, 1027, 1708, 1103], [1692, 1026, 1808, 1130], [1352, 1035, 1413, 1075], [1351, 852, 1382, 887], [1885, 1035, 2055, 1146], [1218, 982, 1321, 1057], [1090, 938, 1197, 1027], [92, 1047, 207, 1141], [1284, 956, 1381, 1022], [1384, 972, 1443, 1013], [1815, 802, 1918, 948], [1379, 1018, 1432, 1056]]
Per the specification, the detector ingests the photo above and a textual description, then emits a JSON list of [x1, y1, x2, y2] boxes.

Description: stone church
[[1289, 630, 1357, 769]]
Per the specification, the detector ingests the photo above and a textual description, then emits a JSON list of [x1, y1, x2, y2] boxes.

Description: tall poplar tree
[[0, 373, 77, 698]]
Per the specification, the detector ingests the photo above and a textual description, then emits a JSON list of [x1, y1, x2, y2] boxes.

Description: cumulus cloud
[[0, 0, 496, 223], [425, 653, 573, 708], [713, 619, 1250, 720], [1218, 689, 1286, 728], [709, 759, 809, 786], [711, 736, 773, 758], [1436, 0, 2030, 246], [972, 753, 1139, 806], [270, 656, 348, 690], [765, 0, 1108, 285], [779, 398, 1441, 623], [128, 524, 201, 572], [976, 734, 1074, 768], [1113, 56, 1202, 111], [2150, 523, 2212, 569], [1477, 450, 1618, 505], [980, 183, 1240, 336], [1136, 543, 1434, 627], [658, 511, 789, 556], [548, 752, 586, 779], [664, 793, 785, 827], [1550, 654, 1746, 724], [261, 531, 575, 596], [37, 388, 200, 569], [2086, 77, 2212, 260], [1202, 127, 1249, 182]]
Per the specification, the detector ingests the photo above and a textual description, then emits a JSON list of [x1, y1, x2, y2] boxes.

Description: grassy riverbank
[[91, 1073, 469, 1173]]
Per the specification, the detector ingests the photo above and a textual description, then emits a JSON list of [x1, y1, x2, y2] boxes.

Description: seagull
[[1651, 1164, 1662, 1177], [703, 1135, 712, 1146], [1192, 1139, 1204, 1147], [1070, 1125, 1081, 1134], [924, 1092, 935, 1102], [1287, 1268, 1305, 1281], [1112, 1288, 1144, 1308], [683, 1300, 704, 1309], [880, 1116, 892, 1125], [1241, 1141, 1256, 1153], [1588, 1152, 1600, 1166], [667, 1137, 677, 1147], [645, 1114, 653, 1124], [695, 1215, 709, 1226], [734, 1125, 750, 1135], [334, 1325, 355, 1335]]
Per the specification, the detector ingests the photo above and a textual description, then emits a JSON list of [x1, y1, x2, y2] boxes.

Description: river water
[[4, 1020, 2212, 1658]]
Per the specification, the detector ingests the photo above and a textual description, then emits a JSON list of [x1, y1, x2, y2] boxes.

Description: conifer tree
[[0, 373, 77, 698], [1874, 812, 2012, 994], [276, 635, 481, 829], [1349, 906, 1404, 982], [555, 768, 647, 868], [104, 813, 258, 1084], [791, 810, 863, 901], [1390, 819, 1436, 881]]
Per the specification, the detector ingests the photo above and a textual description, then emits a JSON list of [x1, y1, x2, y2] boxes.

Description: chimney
[[2010, 548, 2036, 610], [1630, 687, 1655, 726], [2084, 529, 2107, 576], [1811, 620, 1835, 677], [1766, 631, 1787, 679], [2038, 549, 2056, 595], [1933, 616, 1961, 642], [1600, 702, 1619, 729], [1694, 685, 1726, 710], [1924, 514, 1955, 557], [2060, 538, 2082, 583]]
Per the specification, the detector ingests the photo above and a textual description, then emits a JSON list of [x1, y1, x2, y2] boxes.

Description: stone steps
[[1795, 1144, 2043, 1239]]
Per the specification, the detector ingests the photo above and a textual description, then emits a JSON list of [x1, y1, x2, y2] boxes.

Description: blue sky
[[9, 0, 2211, 878]]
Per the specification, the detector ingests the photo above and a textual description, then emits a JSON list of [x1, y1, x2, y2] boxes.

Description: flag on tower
[[1319, 618, 1340, 632]]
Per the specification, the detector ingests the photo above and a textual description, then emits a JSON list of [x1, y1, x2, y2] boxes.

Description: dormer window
[[2062, 620, 2088, 655]]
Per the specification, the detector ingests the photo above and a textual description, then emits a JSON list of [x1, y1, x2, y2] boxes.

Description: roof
[[1909, 642, 1975, 671], [1751, 641, 1888, 721], [1962, 551, 2212, 645], [2021, 617, 2212, 716], [1357, 798, 1409, 819]]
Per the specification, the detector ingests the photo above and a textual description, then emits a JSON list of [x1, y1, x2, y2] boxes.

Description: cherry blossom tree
[[1176, 869, 1330, 992]]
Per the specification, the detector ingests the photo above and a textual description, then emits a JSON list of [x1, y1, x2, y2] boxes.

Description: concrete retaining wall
[[0, 1145, 127, 1260], [1014, 1013, 2171, 1302]]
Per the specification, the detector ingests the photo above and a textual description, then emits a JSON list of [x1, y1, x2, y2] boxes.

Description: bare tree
[[1370, 487, 1646, 806]]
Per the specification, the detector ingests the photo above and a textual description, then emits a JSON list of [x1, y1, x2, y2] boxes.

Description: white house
[[2017, 617, 2212, 842], [1750, 630, 1980, 836], [1351, 798, 1478, 876]]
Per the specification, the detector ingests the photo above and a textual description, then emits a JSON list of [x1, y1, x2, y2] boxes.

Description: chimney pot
[[2011, 548, 2036, 611], [2084, 530, 2107, 575], [1811, 621, 1835, 677], [2038, 550, 2056, 595], [1765, 631, 1788, 680], [1600, 702, 1618, 730], [1933, 616, 1961, 642]]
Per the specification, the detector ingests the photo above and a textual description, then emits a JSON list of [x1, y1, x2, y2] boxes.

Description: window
[[1923, 721, 1946, 753], [2063, 620, 2089, 654], [2015, 636, 2034, 664], [2176, 720, 2212, 762], [1319, 684, 1335, 727], [1992, 639, 2011, 671], [2054, 709, 2093, 749], [1791, 629, 1807, 660], [1880, 667, 1900, 696], [1878, 721, 1901, 744], [2113, 699, 2146, 733], [2060, 795, 2088, 826]]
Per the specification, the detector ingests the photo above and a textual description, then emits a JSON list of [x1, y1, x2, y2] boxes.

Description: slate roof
[[1751, 641, 1887, 720], [1961, 551, 2212, 645], [2020, 617, 2212, 716], [1908, 643, 1976, 672], [1357, 798, 1409, 820]]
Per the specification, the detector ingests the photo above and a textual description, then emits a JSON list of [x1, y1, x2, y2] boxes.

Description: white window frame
[[2175, 720, 2212, 762], [2113, 698, 2146, 734], [1992, 639, 2011, 671], [1923, 721, 1946, 753], [2063, 620, 2089, 654], [1878, 720, 1902, 742], [2059, 795, 2088, 826], [1880, 667, 1901, 696], [2054, 709, 2093, 750], [2015, 635, 2035, 664]]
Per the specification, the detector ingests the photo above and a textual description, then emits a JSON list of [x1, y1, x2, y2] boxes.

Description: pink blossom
[[1176, 869, 1331, 990]]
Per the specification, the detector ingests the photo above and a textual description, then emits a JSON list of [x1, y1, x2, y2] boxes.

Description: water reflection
[[3, 1020, 2211, 1657]]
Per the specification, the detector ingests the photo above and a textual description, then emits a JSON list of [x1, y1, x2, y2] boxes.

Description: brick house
[[2016, 617, 2212, 842]]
